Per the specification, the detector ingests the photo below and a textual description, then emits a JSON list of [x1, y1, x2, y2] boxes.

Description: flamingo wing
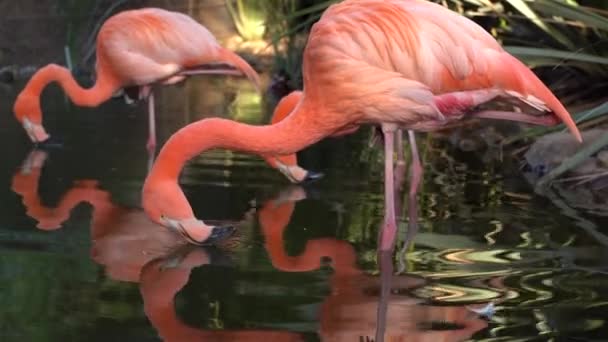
[[95, 8, 262, 88], [304, 0, 581, 141], [411, 1, 580, 140]]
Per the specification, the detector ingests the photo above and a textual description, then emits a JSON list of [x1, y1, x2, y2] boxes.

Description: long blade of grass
[[504, 0, 575, 49], [284, 0, 337, 20], [531, 0, 608, 32], [505, 46, 608, 65], [270, 13, 323, 44], [536, 131, 608, 188]]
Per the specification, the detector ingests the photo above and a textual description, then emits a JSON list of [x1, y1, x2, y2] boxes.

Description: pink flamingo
[[258, 186, 488, 341], [12, 149, 487, 341], [263, 91, 323, 183], [142, 0, 582, 247], [13, 7, 260, 151], [10, 150, 302, 342]]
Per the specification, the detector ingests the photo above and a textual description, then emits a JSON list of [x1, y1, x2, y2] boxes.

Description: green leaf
[[504, 0, 575, 49], [531, 0, 608, 32], [506, 46, 608, 65], [284, 0, 337, 20]]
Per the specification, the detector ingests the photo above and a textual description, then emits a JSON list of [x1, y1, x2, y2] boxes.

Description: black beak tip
[[299, 171, 324, 184], [35, 136, 64, 149], [206, 225, 236, 245]]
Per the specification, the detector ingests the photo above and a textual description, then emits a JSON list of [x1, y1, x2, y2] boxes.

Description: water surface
[[2, 72, 608, 341]]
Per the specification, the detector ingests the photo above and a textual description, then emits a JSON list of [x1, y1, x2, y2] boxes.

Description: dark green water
[[2, 73, 608, 341]]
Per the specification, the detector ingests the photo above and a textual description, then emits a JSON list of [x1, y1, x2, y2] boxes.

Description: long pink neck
[[151, 99, 335, 181], [25, 64, 118, 107]]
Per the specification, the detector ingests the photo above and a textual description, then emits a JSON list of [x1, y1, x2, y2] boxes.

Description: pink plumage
[[14, 7, 261, 149], [141, 0, 582, 246]]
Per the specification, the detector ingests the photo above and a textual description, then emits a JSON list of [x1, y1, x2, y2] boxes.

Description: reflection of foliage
[[0, 241, 147, 340], [178, 265, 324, 331]]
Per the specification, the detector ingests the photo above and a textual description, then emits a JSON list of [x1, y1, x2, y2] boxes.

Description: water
[[2, 2, 608, 336], [2, 74, 608, 342]]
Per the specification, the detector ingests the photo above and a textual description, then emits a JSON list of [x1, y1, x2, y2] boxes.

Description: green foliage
[[226, 0, 267, 41], [263, 0, 607, 79], [447, 0, 608, 74], [261, 0, 311, 91]]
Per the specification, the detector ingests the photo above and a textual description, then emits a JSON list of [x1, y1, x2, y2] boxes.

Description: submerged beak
[[22, 117, 50, 143], [275, 159, 324, 184], [301, 171, 324, 183], [160, 215, 235, 246]]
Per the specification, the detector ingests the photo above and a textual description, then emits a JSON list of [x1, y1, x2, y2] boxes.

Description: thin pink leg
[[146, 92, 157, 152], [404, 130, 422, 246], [374, 249, 393, 342], [396, 129, 404, 164], [394, 129, 406, 191], [146, 91, 157, 174], [379, 124, 398, 251]]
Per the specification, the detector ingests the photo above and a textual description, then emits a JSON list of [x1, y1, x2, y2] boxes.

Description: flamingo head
[[142, 178, 235, 245], [273, 158, 324, 184], [13, 91, 50, 143]]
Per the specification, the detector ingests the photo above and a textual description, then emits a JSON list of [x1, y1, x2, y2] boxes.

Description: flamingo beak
[[160, 215, 235, 245], [275, 159, 324, 184], [22, 117, 50, 143]]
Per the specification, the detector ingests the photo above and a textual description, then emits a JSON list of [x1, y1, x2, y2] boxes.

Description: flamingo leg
[[145, 88, 157, 174], [405, 130, 422, 246], [146, 91, 157, 151], [147, 149, 155, 175], [394, 129, 406, 190], [396, 129, 405, 165], [380, 124, 398, 251], [375, 249, 394, 342]]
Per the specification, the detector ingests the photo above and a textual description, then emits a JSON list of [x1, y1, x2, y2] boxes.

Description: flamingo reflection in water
[[11, 148, 302, 341], [259, 186, 488, 341], [12, 149, 488, 342]]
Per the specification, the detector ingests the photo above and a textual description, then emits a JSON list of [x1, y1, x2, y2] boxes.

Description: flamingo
[[13, 7, 261, 151], [12, 148, 486, 341], [10, 150, 302, 342], [142, 0, 582, 247], [264, 90, 324, 183], [258, 186, 488, 341]]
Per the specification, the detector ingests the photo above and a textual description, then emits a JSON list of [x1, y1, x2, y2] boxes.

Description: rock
[[577, 158, 601, 176], [598, 150, 608, 167], [523, 128, 608, 216], [524, 128, 607, 176], [458, 138, 481, 152], [0, 65, 16, 83]]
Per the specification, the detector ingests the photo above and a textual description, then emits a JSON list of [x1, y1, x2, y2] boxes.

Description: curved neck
[[151, 99, 334, 181], [12, 166, 113, 230], [24, 64, 117, 107]]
